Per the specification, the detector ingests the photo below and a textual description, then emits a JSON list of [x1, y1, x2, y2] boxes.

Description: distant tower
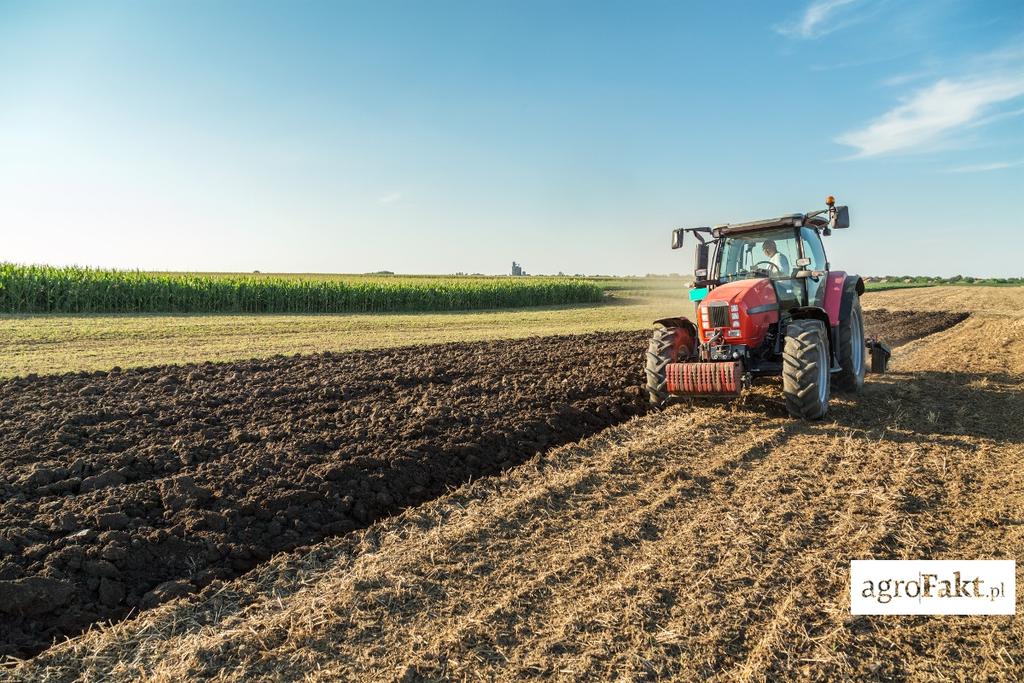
[[511, 261, 523, 276]]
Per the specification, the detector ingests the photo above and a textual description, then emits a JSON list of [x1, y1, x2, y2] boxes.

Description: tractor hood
[[697, 278, 779, 345], [702, 278, 776, 308]]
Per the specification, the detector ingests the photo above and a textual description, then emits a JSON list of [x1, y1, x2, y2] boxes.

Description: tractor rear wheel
[[782, 319, 830, 419], [834, 296, 866, 392], [646, 327, 677, 407]]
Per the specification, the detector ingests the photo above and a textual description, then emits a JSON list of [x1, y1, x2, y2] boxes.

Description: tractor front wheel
[[782, 319, 830, 419], [646, 327, 677, 407]]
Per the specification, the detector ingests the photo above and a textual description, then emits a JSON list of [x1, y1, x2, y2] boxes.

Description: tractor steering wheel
[[751, 260, 781, 275]]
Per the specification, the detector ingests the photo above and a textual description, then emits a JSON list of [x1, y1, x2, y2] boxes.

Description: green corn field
[[0, 264, 606, 314]]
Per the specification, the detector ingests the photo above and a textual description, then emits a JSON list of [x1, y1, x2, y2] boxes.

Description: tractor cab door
[[764, 231, 803, 312], [769, 227, 828, 311], [799, 227, 829, 307]]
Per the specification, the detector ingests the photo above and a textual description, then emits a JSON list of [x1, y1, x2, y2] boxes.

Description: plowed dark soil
[[0, 309, 964, 658], [864, 308, 967, 347], [0, 331, 650, 658]]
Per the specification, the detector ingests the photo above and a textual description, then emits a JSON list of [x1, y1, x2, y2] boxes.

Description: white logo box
[[851, 560, 1016, 615]]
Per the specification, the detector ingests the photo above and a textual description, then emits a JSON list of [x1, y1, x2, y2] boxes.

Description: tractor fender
[[788, 306, 836, 362], [653, 317, 698, 337], [820, 271, 848, 326], [838, 275, 865, 322], [652, 317, 698, 361], [830, 275, 865, 370]]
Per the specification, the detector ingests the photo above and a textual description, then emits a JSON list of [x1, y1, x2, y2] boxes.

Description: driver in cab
[[761, 240, 790, 275]]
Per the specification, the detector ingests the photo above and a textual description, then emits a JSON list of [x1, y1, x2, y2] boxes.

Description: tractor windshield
[[715, 227, 800, 282]]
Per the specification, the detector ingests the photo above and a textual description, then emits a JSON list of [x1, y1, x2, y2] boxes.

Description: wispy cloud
[[377, 192, 403, 205], [809, 52, 911, 73], [775, 0, 859, 39], [880, 69, 934, 88], [966, 105, 1024, 129], [836, 74, 1024, 157], [944, 159, 1024, 173]]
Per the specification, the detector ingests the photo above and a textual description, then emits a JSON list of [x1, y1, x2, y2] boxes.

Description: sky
[[1, 0, 1022, 277]]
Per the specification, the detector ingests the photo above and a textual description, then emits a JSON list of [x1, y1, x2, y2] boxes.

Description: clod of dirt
[[98, 578, 125, 608], [80, 471, 127, 493], [0, 578, 75, 616]]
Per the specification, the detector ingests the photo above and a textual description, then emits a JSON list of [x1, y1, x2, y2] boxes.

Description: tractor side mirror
[[829, 205, 850, 230], [671, 228, 685, 249], [694, 243, 709, 277]]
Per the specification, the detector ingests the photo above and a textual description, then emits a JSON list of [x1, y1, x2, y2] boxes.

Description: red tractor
[[646, 197, 887, 419]]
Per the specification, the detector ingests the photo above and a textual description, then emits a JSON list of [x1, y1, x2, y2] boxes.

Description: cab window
[[716, 227, 800, 281], [800, 227, 827, 270]]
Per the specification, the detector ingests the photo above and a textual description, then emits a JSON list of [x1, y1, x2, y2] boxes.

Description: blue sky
[[1, 0, 1022, 276]]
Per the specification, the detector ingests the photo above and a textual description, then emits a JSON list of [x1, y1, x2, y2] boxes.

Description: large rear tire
[[645, 328, 676, 407], [834, 296, 866, 392], [782, 319, 830, 420]]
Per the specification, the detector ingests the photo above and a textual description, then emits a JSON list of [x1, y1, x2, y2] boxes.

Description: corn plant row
[[0, 264, 605, 314]]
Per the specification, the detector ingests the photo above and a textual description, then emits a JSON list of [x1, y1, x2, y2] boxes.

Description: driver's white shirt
[[770, 252, 790, 273]]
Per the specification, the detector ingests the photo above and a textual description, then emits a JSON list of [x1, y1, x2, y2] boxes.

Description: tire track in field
[[392, 420, 791, 679]]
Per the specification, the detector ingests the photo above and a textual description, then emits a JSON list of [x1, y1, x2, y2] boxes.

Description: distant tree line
[[864, 275, 1023, 285]]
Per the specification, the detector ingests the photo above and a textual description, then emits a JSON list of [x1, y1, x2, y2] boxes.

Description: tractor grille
[[707, 304, 731, 328]]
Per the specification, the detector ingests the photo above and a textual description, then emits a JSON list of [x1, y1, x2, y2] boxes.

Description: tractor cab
[[714, 224, 828, 313], [677, 197, 849, 310], [647, 197, 885, 420]]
